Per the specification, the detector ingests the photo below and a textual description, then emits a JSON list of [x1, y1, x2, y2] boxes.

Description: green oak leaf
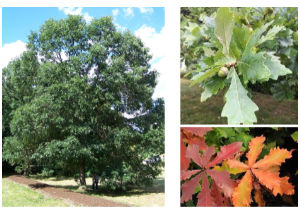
[[291, 131, 298, 142], [221, 68, 259, 124], [232, 25, 252, 52], [278, 36, 294, 47], [186, 200, 195, 207], [214, 7, 234, 58], [190, 66, 222, 86], [237, 52, 271, 84], [264, 54, 292, 80], [201, 75, 226, 102], [259, 141, 276, 159], [214, 50, 236, 66], [215, 128, 236, 138], [242, 21, 273, 58], [202, 47, 215, 57], [191, 72, 205, 81], [257, 25, 284, 45], [232, 132, 252, 150]]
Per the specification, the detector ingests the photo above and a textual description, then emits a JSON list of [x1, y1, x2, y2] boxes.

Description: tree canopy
[[2, 15, 164, 189]]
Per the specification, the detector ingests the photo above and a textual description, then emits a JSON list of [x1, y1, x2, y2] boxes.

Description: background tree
[[3, 15, 164, 188]]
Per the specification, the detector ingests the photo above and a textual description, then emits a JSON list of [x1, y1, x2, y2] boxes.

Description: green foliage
[[205, 128, 251, 152], [291, 131, 298, 142], [181, 7, 297, 124], [2, 15, 164, 189], [204, 127, 297, 153]]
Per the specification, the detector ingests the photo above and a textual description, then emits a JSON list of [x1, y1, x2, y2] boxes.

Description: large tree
[[3, 15, 164, 188]]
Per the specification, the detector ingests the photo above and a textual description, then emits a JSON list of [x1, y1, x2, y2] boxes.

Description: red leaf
[[224, 197, 232, 206], [180, 141, 190, 170], [181, 173, 203, 203], [208, 142, 242, 168], [206, 169, 235, 197], [181, 170, 201, 181], [202, 146, 216, 167], [189, 138, 208, 151], [182, 127, 212, 137], [211, 180, 224, 206], [186, 145, 203, 167], [197, 174, 216, 206]]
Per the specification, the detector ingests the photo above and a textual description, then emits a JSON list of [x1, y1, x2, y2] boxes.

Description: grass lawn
[[181, 78, 298, 124], [28, 169, 165, 207], [2, 178, 69, 207]]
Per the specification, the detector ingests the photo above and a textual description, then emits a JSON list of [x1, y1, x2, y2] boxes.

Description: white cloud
[[58, 7, 93, 23], [123, 7, 134, 19], [151, 56, 166, 99], [134, 25, 166, 99], [134, 25, 166, 60], [1, 40, 27, 69], [112, 8, 119, 17], [115, 23, 127, 32], [138, 7, 154, 14]]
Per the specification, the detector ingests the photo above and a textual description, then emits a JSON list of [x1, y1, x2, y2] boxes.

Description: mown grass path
[[4, 175, 130, 207]]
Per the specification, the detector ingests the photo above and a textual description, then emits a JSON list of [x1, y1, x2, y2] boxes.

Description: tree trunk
[[23, 167, 29, 177], [23, 165, 29, 176], [79, 159, 86, 186]]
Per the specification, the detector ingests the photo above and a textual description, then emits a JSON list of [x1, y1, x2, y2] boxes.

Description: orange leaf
[[232, 170, 253, 207], [252, 169, 280, 190], [180, 142, 190, 170], [254, 185, 265, 206], [197, 174, 216, 206], [181, 173, 203, 203], [227, 159, 249, 173], [252, 147, 292, 169], [258, 165, 280, 173], [272, 176, 295, 196], [246, 136, 265, 167]]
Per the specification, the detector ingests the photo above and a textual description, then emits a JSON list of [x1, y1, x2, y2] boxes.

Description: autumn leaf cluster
[[180, 128, 295, 207]]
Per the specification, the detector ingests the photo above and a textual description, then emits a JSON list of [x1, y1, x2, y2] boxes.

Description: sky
[[2, 7, 165, 99]]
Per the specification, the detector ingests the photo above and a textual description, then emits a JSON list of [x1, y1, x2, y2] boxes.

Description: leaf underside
[[221, 69, 259, 124]]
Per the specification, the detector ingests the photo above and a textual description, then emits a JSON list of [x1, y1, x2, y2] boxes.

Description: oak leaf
[[197, 174, 216, 206], [228, 136, 294, 207], [232, 170, 253, 207], [181, 142, 242, 205]]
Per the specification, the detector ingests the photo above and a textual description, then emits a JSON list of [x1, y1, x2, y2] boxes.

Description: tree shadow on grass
[[28, 183, 54, 189], [55, 177, 165, 198]]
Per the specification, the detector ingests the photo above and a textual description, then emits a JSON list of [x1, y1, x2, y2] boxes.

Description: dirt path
[[5, 175, 130, 207]]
